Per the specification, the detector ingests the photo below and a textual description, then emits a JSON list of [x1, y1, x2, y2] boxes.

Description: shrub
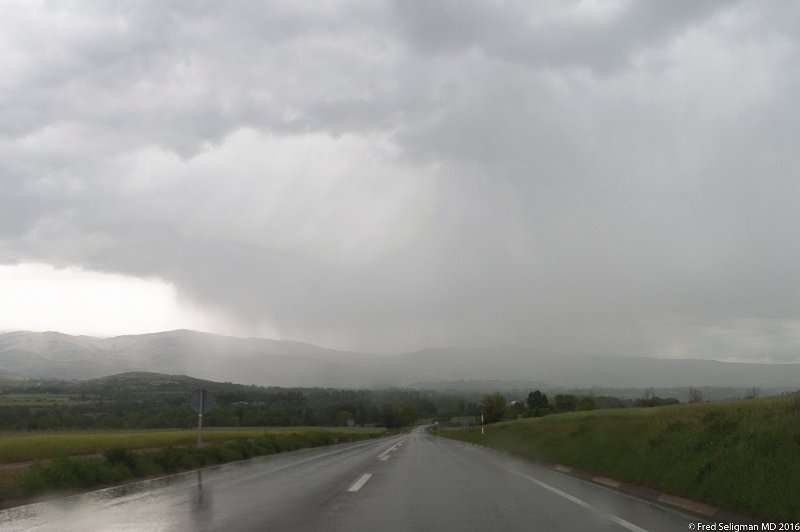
[[104, 448, 139, 473], [19, 458, 131, 495], [8, 428, 384, 500], [152, 447, 189, 473]]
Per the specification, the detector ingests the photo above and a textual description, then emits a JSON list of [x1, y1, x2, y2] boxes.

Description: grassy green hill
[[439, 394, 800, 520]]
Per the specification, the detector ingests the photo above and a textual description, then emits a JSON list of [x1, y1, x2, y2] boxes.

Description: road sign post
[[190, 389, 214, 447], [197, 391, 204, 447]]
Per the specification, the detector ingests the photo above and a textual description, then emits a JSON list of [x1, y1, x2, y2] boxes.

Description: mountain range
[[1, 329, 799, 390]]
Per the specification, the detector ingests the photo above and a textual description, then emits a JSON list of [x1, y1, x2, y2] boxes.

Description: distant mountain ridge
[[0, 330, 388, 388], [1, 329, 799, 390]]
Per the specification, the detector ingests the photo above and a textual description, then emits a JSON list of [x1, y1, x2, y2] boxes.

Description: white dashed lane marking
[[377, 441, 404, 462], [347, 473, 372, 492]]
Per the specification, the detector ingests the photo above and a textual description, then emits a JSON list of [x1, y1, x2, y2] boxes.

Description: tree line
[[474, 389, 682, 425], [0, 375, 451, 430], [0, 374, 687, 431]]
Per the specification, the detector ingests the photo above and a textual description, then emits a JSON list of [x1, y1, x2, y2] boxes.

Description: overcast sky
[[1, 1, 798, 360]]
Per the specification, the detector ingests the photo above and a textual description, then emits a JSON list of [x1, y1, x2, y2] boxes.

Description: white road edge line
[[513, 472, 651, 532], [515, 472, 593, 510], [348, 473, 372, 492], [609, 515, 650, 532]]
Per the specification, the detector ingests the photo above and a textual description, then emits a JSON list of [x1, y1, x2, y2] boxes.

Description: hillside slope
[[440, 395, 800, 520]]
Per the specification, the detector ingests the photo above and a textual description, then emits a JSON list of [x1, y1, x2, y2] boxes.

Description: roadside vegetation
[[0, 426, 382, 463], [0, 427, 385, 505], [439, 393, 800, 520]]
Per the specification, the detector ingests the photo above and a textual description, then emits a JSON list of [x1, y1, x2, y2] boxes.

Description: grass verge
[[439, 395, 800, 520], [0, 427, 385, 504]]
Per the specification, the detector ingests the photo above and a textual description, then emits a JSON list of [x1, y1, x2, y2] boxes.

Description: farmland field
[[0, 394, 99, 406], [0, 426, 386, 463]]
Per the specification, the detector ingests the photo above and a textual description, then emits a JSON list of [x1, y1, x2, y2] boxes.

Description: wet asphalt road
[[0, 428, 701, 531]]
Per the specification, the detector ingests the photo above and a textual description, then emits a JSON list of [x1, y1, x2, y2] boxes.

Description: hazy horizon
[[5, 328, 800, 393], [2, 328, 799, 368]]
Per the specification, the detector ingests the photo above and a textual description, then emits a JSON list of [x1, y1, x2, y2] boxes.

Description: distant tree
[[334, 410, 354, 426], [554, 394, 577, 412], [452, 400, 479, 417], [480, 393, 506, 424], [688, 387, 704, 403], [791, 392, 800, 412], [592, 396, 625, 409], [380, 405, 403, 428], [526, 390, 549, 410], [509, 400, 526, 417], [577, 397, 596, 411], [744, 387, 759, 400], [636, 396, 680, 407], [415, 399, 437, 418], [398, 403, 421, 426]]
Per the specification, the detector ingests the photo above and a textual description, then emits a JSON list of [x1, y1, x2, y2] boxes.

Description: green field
[[0, 394, 95, 406], [439, 394, 800, 520], [0, 426, 384, 463], [0, 426, 388, 503]]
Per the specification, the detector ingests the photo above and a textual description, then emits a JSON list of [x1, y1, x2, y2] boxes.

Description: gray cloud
[[1, 0, 799, 359], [392, 0, 732, 73]]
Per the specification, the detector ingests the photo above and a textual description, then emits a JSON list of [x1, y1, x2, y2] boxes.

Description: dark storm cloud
[[393, 0, 731, 72], [1, 1, 799, 358]]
